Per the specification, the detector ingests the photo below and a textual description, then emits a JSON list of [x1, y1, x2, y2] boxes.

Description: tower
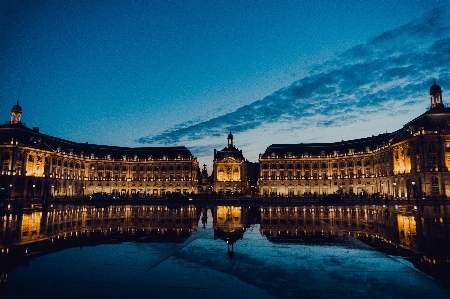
[[10, 100, 22, 124], [430, 79, 443, 109], [227, 131, 233, 148]]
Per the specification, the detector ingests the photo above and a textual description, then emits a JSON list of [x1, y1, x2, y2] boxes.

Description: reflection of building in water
[[213, 206, 246, 258], [258, 82, 450, 200], [0, 205, 199, 260], [259, 204, 450, 286], [0, 205, 200, 290], [259, 204, 450, 263], [0, 102, 199, 199], [259, 205, 420, 250]]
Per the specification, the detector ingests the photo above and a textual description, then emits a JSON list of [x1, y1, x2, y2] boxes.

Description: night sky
[[1, 1, 449, 169]]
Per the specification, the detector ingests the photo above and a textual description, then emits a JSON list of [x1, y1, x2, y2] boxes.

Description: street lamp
[[9, 184, 12, 202], [393, 182, 396, 199], [411, 181, 415, 202], [32, 184, 35, 202]]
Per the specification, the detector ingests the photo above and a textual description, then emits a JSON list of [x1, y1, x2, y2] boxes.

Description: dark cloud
[[137, 7, 450, 146]]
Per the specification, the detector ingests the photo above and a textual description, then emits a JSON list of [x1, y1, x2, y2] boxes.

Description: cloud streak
[[137, 7, 450, 165]]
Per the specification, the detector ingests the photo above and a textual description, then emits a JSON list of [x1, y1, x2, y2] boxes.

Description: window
[[429, 155, 437, 169], [333, 169, 338, 179], [431, 176, 439, 194]]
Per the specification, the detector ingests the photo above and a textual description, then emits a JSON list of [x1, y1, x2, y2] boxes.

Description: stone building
[[213, 132, 252, 195], [258, 81, 450, 200], [0, 103, 199, 200]]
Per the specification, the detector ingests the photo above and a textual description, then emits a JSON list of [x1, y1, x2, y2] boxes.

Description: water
[[1, 203, 449, 298]]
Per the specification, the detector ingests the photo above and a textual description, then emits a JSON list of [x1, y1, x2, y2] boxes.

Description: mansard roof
[[262, 132, 401, 158], [403, 106, 450, 133], [0, 123, 194, 160]]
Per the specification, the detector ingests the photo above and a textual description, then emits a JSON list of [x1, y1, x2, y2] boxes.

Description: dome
[[228, 131, 233, 140], [11, 101, 22, 113], [430, 80, 442, 93]]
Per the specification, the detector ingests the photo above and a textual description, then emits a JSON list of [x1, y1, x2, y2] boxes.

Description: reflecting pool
[[1, 203, 449, 298]]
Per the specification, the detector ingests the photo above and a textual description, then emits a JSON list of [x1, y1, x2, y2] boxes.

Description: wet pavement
[[1, 206, 449, 299]]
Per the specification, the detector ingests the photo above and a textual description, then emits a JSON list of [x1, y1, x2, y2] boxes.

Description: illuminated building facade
[[0, 103, 199, 199], [213, 132, 252, 194], [258, 81, 450, 200]]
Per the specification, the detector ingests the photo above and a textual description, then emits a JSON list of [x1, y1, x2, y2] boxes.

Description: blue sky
[[1, 1, 449, 169]]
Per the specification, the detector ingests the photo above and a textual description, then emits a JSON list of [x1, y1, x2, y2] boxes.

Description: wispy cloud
[[137, 7, 450, 165]]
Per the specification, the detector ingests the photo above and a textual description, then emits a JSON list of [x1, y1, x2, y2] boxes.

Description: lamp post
[[9, 184, 12, 202], [411, 181, 415, 202], [32, 184, 35, 202]]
